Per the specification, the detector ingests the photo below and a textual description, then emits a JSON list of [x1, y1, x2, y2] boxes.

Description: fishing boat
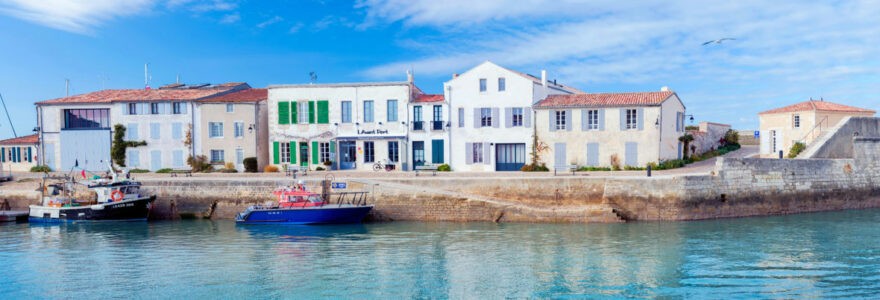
[[235, 181, 372, 225], [29, 164, 156, 223]]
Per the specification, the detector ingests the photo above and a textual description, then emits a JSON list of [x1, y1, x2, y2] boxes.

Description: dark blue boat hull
[[236, 205, 373, 225]]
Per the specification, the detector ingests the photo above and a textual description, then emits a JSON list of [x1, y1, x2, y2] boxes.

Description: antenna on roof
[[176, 74, 180, 84], [98, 73, 108, 90], [309, 72, 317, 84], [144, 63, 151, 89], [65, 79, 69, 97]]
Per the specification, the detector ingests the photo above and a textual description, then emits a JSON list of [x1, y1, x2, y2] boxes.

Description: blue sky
[[1, 0, 879, 140]]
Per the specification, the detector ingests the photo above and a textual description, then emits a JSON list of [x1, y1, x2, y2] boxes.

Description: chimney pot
[[661, 86, 669, 92], [541, 70, 547, 87], [452, 73, 459, 79]]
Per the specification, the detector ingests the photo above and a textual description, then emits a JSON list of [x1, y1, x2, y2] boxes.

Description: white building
[[267, 77, 417, 171], [533, 89, 686, 168], [445, 61, 580, 171], [407, 93, 449, 168]]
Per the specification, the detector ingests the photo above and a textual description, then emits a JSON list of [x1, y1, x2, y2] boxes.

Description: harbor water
[[2, 209, 879, 299]]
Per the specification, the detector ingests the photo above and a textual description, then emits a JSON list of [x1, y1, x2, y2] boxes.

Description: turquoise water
[[2, 209, 880, 299]]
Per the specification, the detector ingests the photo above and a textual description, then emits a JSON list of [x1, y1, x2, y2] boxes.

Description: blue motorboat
[[235, 183, 372, 225]]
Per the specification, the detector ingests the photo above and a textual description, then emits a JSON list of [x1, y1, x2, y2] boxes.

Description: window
[[587, 110, 599, 130], [151, 103, 159, 114], [555, 110, 566, 130], [363, 101, 374, 123], [794, 115, 800, 128], [209, 122, 223, 138], [236, 148, 244, 165], [479, 78, 487, 92], [433, 105, 443, 130], [512, 108, 523, 127], [458, 108, 464, 127], [63, 109, 109, 129], [771, 130, 777, 153], [481, 108, 492, 127], [298, 102, 309, 124], [498, 78, 505, 91], [413, 106, 422, 121], [234, 122, 244, 138], [388, 141, 399, 162], [173, 102, 184, 114], [226, 104, 234, 113], [128, 103, 137, 115], [625, 109, 637, 130], [319, 142, 330, 163], [280, 142, 290, 163], [387, 100, 398, 122], [363, 141, 375, 163], [341, 101, 352, 123], [210, 150, 225, 163], [472, 143, 484, 163]]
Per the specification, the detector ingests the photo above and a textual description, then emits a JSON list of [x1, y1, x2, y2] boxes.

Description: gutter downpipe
[[446, 85, 452, 169]]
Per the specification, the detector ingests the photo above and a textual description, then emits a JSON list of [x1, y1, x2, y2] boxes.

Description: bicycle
[[372, 159, 394, 172]]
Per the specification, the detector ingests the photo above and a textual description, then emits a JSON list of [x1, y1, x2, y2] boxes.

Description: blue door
[[412, 141, 425, 169], [495, 143, 525, 171], [339, 141, 356, 170]]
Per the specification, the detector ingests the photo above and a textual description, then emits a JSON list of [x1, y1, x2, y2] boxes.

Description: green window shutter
[[329, 141, 336, 158], [1, 147, 5, 162], [27, 147, 32, 162], [278, 102, 290, 125], [312, 141, 319, 164], [291, 102, 298, 124], [290, 141, 297, 164], [308, 101, 316, 124], [273, 142, 280, 164], [317, 101, 329, 124], [432, 139, 444, 164]]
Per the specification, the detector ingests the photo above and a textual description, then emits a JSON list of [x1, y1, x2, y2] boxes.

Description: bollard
[[647, 165, 652, 177], [779, 150, 783, 159]]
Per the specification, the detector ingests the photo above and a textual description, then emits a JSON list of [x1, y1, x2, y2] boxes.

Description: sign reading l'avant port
[[331, 182, 347, 189]]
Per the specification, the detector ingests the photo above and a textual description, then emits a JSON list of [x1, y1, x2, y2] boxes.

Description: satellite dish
[[309, 72, 317, 84]]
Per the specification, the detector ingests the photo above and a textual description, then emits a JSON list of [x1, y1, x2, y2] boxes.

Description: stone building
[[194, 88, 269, 171], [758, 99, 875, 157], [0, 134, 40, 172], [267, 76, 417, 171], [687, 122, 732, 156], [408, 93, 448, 168], [445, 61, 580, 172], [533, 89, 686, 169], [34, 83, 251, 171]]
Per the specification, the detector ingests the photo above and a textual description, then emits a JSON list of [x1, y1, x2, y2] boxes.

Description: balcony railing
[[412, 121, 424, 131], [431, 121, 444, 131]]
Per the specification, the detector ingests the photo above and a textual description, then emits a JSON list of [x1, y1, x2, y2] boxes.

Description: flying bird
[[702, 38, 736, 46]]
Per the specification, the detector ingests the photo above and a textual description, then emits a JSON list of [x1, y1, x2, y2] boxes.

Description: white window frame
[[512, 108, 523, 127], [209, 122, 224, 138], [234, 122, 244, 138], [319, 142, 330, 163], [363, 100, 374, 123], [226, 103, 234, 113], [480, 108, 492, 127], [151, 103, 159, 115], [587, 109, 599, 130], [473, 143, 484, 163], [625, 109, 637, 130], [388, 141, 399, 162], [479, 78, 487, 92], [128, 103, 137, 115], [341, 101, 352, 123], [363, 141, 375, 162], [210, 149, 225, 163], [555, 110, 566, 130], [498, 78, 505, 91], [387, 100, 398, 122], [280, 142, 290, 163], [298, 102, 309, 124]]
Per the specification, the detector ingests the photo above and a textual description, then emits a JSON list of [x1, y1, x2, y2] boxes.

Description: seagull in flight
[[702, 38, 736, 45]]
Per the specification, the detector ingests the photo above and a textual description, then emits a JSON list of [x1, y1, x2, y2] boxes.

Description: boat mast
[[0, 92, 16, 137]]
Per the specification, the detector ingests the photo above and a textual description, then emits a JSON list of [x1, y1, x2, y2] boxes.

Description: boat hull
[[28, 196, 156, 223], [236, 205, 373, 225]]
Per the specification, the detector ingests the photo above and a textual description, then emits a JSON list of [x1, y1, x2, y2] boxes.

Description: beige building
[[534, 89, 686, 169], [688, 122, 732, 156], [195, 88, 269, 171], [0, 134, 40, 172], [758, 100, 875, 157]]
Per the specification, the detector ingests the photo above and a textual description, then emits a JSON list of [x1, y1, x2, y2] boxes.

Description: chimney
[[406, 70, 414, 84], [452, 73, 459, 79], [541, 70, 547, 87], [661, 86, 669, 92]]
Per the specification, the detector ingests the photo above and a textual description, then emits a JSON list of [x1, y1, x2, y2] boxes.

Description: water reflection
[[0, 209, 879, 298]]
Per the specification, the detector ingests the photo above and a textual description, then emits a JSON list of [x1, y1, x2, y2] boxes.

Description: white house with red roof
[[0, 134, 40, 172], [408, 93, 448, 169], [758, 99, 876, 157], [533, 89, 687, 169], [35, 83, 250, 171], [445, 61, 580, 171]]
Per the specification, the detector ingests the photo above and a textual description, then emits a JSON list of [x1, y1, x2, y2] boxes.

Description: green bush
[[316, 166, 325, 171], [243, 157, 258, 172], [155, 168, 173, 173], [624, 165, 646, 171], [187, 155, 212, 172], [129, 168, 150, 173], [29, 165, 52, 172], [219, 168, 237, 173], [576, 166, 612, 171], [724, 129, 740, 146], [437, 164, 451, 171], [521, 163, 549, 172], [787, 142, 806, 158]]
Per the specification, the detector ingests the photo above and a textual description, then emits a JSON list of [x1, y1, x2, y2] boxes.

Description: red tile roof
[[413, 94, 444, 103], [759, 100, 876, 115], [199, 88, 266, 103], [36, 88, 232, 104], [535, 91, 675, 108], [0, 134, 38, 145]]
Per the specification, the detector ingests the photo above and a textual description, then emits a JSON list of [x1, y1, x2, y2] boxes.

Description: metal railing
[[431, 121, 444, 130], [412, 121, 424, 131], [796, 115, 828, 145]]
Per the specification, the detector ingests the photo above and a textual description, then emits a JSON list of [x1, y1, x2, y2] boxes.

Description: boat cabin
[[89, 181, 142, 203], [273, 186, 326, 208]]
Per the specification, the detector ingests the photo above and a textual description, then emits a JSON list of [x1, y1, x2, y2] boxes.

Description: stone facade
[[688, 122, 731, 156]]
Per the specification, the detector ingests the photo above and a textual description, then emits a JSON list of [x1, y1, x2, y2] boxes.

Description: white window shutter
[[473, 108, 480, 128], [483, 142, 491, 165], [637, 108, 644, 131], [581, 110, 587, 131], [549, 110, 556, 132], [465, 143, 473, 164], [599, 109, 605, 131], [523, 108, 531, 128]]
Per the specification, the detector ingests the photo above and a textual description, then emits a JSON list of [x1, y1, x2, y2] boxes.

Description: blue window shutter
[[492, 108, 500, 128], [581, 110, 587, 131], [465, 143, 473, 164], [505, 107, 512, 128], [172, 123, 182, 139], [473, 108, 480, 128], [599, 109, 605, 131], [619, 109, 626, 131], [637, 108, 644, 131], [549, 110, 556, 132], [27, 147, 32, 162], [565, 110, 572, 131], [1, 147, 4, 162], [523, 107, 531, 128], [127, 123, 138, 140], [676, 112, 680, 131], [150, 123, 160, 139], [483, 142, 491, 165]]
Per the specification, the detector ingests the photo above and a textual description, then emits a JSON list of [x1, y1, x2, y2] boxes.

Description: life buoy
[[111, 190, 124, 202]]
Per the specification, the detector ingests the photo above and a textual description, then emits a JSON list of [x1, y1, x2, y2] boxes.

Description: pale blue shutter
[[151, 150, 162, 171], [625, 142, 638, 166], [565, 110, 572, 131], [127, 123, 138, 140], [637, 108, 644, 131], [599, 109, 605, 131], [505, 107, 512, 128], [587, 143, 599, 166], [549, 110, 556, 132], [619, 109, 626, 131], [173, 150, 183, 167], [554, 143, 566, 167], [473, 108, 480, 128], [523, 108, 531, 128], [172, 123, 182, 139], [483, 142, 491, 165], [676, 112, 681, 131], [465, 143, 473, 164], [581, 110, 587, 131], [491, 108, 499, 128], [150, 123, 160, 139]]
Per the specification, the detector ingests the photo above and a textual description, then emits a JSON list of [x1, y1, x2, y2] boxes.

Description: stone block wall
[[804, 117, 880, 159]]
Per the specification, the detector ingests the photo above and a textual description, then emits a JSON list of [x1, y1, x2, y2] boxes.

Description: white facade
[[407, 97, 450, 168], [267, 82, 414, 171], [37, 103, 113, 171], [445, 61, 578, 171], [118, 101, 194, 171]]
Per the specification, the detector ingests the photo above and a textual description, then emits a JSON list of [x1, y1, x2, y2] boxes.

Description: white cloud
[[288, 22, 304, 33], [0, 0, 156, 35], [167, 0, 237, 12], [219, 12, 239, 23], [256, 15, 282, 28]]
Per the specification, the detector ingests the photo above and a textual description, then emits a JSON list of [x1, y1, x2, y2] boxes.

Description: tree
[[679, 133, 695, 158], [111, 124, 147, 167]]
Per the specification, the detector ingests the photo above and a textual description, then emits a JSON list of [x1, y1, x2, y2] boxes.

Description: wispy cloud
[[256, 15, 282, 28], [167, 0, 237, 12], [0, 0, 156, 35], [219, 12, 239, 23], [288, 22, 304, 33]]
